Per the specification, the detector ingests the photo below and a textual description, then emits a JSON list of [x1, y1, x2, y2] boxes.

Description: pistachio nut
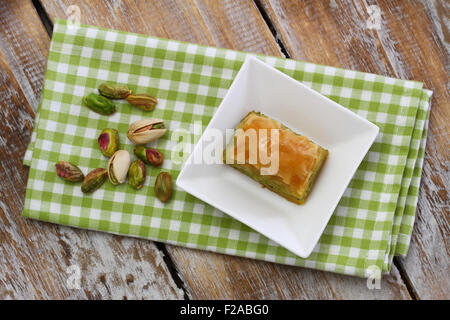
[[98, 128, 119, 157], [134, 146, 164, 166], [81, 168, 108, 193], [98, 83, 131, 99], [154, 172, 172, 203], [127, 119, 167, 144], [128, 160, 146, 190], [126, 94, 158, 111], [83, 93, 116, 115], [107, 150, 131, 185], [55, 161, 84, 182]]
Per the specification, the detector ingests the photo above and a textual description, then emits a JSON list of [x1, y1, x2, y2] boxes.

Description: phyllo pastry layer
[[223, 111, 328, 204]]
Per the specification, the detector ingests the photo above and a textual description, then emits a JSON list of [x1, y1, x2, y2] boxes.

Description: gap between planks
[[253, 0, 291, 58], [252, 0, 417, 300], [29, 0, 191, 300], [32, 0, 53, 36], [29, 0, 416, 299]]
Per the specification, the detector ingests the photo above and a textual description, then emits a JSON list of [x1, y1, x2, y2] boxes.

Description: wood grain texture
[[39, 0, 281, 55], [168, 246, 411, 299], [395, 0, 450, 300], [0, 0, 183, 300], [37, 0, 414, 299], [0, 0, 50, 115], [260, 0, 449, 300]]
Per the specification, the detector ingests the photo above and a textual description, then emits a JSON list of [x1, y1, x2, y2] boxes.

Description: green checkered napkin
[[23, 19, 432, 277]]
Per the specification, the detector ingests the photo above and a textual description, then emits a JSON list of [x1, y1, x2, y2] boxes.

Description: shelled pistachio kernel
[[154, 172, 172, 203], [83, 93, 116, 115], [55, 161, 84, 182], [98, 128, 119, 157], [81, 168, 108, 193], [128, 160, 146, 189], [126, 93, 158, 111], [134, 146, 164, 166], [98, 83, 131, 99]]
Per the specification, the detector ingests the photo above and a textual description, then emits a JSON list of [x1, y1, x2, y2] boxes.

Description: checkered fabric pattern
[[23, 19, 432, 278]]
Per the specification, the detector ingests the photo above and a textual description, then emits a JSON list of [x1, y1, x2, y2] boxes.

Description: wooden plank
[[395, 0, 450, 300], [0, 0, 183, 299], [38, 0, 414, 299], [0, 1, 49, 114], [168, 246, 412, 299], [259, 0, 449, 300], [38, 0, 281, 55]]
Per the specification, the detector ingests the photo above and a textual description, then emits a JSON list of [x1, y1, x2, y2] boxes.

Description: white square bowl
[[176, 57, 379, 258]]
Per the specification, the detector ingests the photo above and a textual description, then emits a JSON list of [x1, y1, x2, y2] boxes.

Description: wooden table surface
[[0, 0, 448, 300]]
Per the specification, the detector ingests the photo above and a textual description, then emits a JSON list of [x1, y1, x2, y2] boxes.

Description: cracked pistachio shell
[[81, 168, 107, 193], [83, 93, 116, 115], [107, 150, 131, 185], [55, 161, 84, 182], [98, 83, 131, 99], [98, 128, 119, 157], [127, 118, 167, 144], [128, 160, 146, 190]]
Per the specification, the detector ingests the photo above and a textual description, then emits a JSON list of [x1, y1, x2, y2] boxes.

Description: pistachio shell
[[107, 150, 131, 185], [127, 119, 167, 144]]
